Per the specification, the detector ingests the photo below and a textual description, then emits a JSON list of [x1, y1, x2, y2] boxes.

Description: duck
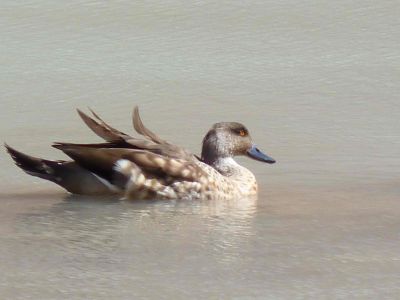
[[5, 106, 275, 200]]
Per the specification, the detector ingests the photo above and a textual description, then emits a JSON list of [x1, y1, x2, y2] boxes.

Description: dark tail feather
[[4, 144, 119, 195], [5, 143, 57, 180]]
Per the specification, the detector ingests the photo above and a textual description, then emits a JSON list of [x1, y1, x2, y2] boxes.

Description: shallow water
[[1, 1, 400, 299]]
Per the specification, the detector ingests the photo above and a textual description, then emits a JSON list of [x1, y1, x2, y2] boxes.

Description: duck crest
[[5, 106, 275, 200]]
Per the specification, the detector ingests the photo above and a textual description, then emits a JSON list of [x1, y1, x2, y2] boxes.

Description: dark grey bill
[[247, 145, 276, 164]]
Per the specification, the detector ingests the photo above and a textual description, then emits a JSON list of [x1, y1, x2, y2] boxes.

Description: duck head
[[201, 122, 276, 165]]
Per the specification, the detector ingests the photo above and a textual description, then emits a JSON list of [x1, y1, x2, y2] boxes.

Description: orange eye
[[239, 130, 246, 136]]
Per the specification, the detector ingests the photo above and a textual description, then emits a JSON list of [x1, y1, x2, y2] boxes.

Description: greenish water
[[0, 1, 399, 299]]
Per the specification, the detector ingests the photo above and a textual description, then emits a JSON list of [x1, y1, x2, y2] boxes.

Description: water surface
[[1, 1, 399, 299]]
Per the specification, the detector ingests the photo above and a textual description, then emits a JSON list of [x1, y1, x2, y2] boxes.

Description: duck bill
[[247, 145, 276, 164]]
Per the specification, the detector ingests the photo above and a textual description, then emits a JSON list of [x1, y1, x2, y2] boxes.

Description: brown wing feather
[[77, 109, 126, 142], [88, 108, 130, 138], [77, 106, 198, 161], [53, 144, 204, 182], [120, 151, 203, 181], [132, 106, 167, 144], [132, 106, 199, 161]]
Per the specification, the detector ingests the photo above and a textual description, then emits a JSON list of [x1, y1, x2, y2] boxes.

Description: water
[[1, 1, 400, 299]]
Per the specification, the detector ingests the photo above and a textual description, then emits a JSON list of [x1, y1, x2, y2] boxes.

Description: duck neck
[[201, 131, 233, 167], [206, 156, 240, 176]]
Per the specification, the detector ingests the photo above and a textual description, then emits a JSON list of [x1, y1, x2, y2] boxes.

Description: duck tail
[[4, 143, 118, 195], [5, 143, 57, 181]]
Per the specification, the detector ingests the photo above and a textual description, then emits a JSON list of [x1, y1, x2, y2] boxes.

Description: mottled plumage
[[5, 106, 275, 200]]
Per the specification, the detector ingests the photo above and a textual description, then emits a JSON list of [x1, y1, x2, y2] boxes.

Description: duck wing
[[131, 106, 198, 161], [132, 106, 167, 144], [77, 108, 132, 142], [77, 106, 198, 162], [53, 143, 204, 185]]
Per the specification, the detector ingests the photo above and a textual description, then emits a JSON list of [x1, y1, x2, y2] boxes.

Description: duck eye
[[239, 129, 246, 136]]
